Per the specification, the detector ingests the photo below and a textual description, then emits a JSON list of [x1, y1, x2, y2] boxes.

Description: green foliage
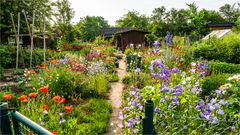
[[105, 73, 119, 82], [192, 33, 240, 64], [81, 74, 109, 98], [0, 45, 49, 68], [116, 11, 149, 31], [79, 48, 91, 56], [100, 47, 117, 57], [18, 97, 111, 135], [124, 48, 134, 55], [43, 67, 84, 97], [209, 61, 240, 74], [122, 72, 154, 89], [76, 16, 109, 41], [94, 36, 110, 45], [201, 73, 229, 97]]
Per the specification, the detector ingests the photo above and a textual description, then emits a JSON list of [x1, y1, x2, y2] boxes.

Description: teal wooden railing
[[0, 103, 53, 135]]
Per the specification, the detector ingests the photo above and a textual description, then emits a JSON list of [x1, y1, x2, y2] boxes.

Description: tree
[[76, 16, 109, 41], [52, 0, 74, 39], [219, 3, 240, 23], [0, 0, 52, 44], [116, 11, 149, 31]]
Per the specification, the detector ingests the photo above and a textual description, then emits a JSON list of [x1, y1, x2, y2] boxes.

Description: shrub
[[209, 61, 240, 74], [124, 48, 134, 55], [201, 73, 229, 97], [192, 33, 240, 64], [0, 45, 50, 68], [105, 73, 119, 82]]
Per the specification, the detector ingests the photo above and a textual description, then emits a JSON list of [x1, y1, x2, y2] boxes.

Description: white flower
[[43, 110, 48, 115], [186, 77, 191, 81], [227, 74, 240, 81], [110, 123, 114, 126], [191, 62, 196, 66]]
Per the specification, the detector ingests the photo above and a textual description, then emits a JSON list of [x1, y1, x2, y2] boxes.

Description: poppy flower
[[60, 98, 66, 104], [64, 106, 71, 113], [39, 86, 48, 93], [43, 105, 49, 110], [3, 94, 12, 101], [28, 92, 38, 98], [51, 131, 57, 135], [53, 96, 61, 102], [18, 95, 27, 101], [41, 63, 47, 68], [27, 132, 32, 135], [35, 65, 41, 68], [46, 76, 51, 79]]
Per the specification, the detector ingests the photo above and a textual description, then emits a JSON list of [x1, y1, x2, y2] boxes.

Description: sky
[[69, 0, 239, 26]]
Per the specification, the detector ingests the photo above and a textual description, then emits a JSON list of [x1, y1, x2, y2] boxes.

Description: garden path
[[105, 58, 127, 135]]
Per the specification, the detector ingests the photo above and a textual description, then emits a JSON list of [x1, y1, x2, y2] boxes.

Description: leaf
[[180, 98, 187, 104]]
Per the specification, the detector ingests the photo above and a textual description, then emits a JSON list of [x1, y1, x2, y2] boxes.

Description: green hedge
[[209, 61, 240, 74], [201, 73, 229, 97], [192, 33, 240, 64], [0, 45, 50, 68]]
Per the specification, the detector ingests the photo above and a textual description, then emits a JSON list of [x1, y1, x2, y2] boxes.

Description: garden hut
[[99, 27, 149, 51]]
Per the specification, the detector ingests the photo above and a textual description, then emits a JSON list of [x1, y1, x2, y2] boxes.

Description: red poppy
[[28, 92, 38, 98], [39, 86, 48, 93], [27, 132, 32, 135], [43, 105, 49, 110], [3, 94, 12, 101], [53, 96, 61, 102], [46, 76, 51, 79], [35, 65, 41, 68], [59, 98, 66, 104], [51, 131, 57, 135], [64, 106, 71, 113], [18, 95, 27, 101]]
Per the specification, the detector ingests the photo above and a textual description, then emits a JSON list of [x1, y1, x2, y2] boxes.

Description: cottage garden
[[1, 32, 240, 134], [1, 1, 240, 135]]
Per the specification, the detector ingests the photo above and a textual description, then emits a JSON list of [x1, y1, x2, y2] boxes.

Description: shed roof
[[98, 27, 149, 37], [207, 23, 235, 27]]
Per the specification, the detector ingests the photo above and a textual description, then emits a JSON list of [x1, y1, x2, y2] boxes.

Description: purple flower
[[175, 92, 181, 96], [166, 31, 172, 45], [154, 107, 160, 113], [137, 103, 143, 110], [172, 98, 179, 106], [212, 117, 218, 124], [168, 88, 173, 93], [172, 68, 179, 74], [135, 88, 140, 92], [218, 109, 224, 115], [160, 98, 165, 103], [135, 68, 140, 74], [130, 91, 136, 96], [119, 112, 123, 120], [162, 74, 169, 81], [219, 100, 225, 105], [152, 73, 156, 78], [153, 40, 160, 46], [163, 69, 171, 75], [124, 107, 129, 111], [127, 118, 134, 128], [214, 103, 220, 109], [118, 121, 123, 128]]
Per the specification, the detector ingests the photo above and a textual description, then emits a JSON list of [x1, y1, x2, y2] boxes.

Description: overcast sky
[[69, 0, 239, 26]]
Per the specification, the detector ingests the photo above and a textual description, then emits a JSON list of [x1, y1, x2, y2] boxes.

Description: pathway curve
[[105, 58, 127, 135]]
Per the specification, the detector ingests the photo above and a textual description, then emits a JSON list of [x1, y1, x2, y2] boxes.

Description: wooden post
[[30, 11, 35, 68], [10, 13, 19, 69], [43, 16, 46, 62]]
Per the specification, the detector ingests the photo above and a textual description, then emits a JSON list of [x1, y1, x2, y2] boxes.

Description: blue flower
[[160, 98, 165, 103], [219, 100, 225, 105]]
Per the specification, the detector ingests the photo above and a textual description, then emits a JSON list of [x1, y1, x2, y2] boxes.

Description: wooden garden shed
[[207, 23, 235, 30], [99, 28, 149, 51]]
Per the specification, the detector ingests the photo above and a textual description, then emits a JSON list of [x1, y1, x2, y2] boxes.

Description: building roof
[[98, 27, 149, 37], [202, 29, 232, 40], [207, 23, 235, 28]]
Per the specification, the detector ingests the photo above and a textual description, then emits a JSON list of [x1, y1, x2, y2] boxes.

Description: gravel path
[[105, 58, 127, 135]]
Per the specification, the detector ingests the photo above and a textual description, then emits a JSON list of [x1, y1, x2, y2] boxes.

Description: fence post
[[0, 103, 13, 134], [142, 100, 154, 135]]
